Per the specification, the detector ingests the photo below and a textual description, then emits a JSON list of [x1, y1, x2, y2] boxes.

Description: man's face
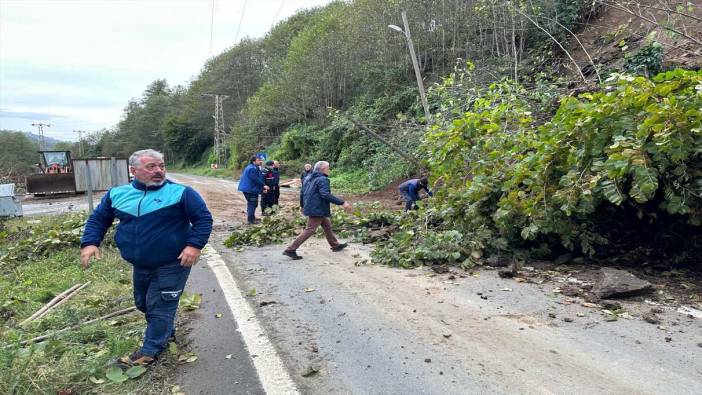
[[273, 161, 279, 169], [254, 158, 262, 166], [320, 165, 330, 175], [304, 164, 312, 171], [131, 156, 166, 186]]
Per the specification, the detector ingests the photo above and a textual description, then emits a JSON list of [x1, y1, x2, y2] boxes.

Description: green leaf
[[89, 376, 105, 384], [106, 366, 128, 383], [125, 365, 147, 379]]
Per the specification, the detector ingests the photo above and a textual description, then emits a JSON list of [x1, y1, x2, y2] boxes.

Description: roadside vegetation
[[0, 214, 187, 394], [225, 68, 702, 271]]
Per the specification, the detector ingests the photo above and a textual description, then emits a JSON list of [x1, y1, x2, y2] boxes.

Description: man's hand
[[80, 245, 101, 269], [342, 201, 353, 213], [178, 246, 202, 267]]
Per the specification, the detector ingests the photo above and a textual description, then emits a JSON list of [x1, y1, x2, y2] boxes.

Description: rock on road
[[170, 173, 702, 395]]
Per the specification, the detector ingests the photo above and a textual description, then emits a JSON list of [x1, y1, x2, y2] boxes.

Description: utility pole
[[31, 122, 51, 150], [389, 11, 431, 122], [202, 93, 229, 166], [74, 130, 84, 157]]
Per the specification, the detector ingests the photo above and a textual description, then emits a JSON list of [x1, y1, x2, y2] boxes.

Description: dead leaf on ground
[[301, 364, 320, 377]]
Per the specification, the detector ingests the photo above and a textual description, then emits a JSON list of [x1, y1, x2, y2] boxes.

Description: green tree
[[0, 131, 39, 176]]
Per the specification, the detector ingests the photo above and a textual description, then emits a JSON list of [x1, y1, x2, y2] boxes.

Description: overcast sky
[[0, 0, 332, 141]]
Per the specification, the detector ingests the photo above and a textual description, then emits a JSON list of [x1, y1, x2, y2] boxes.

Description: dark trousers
[[133, 262, 191, 356], [243, 192, 259, 223], [261, 190, 275, 214], [402, 192, 418, 211], [273, 186, 280, 206], [286, 216, 340, 251]]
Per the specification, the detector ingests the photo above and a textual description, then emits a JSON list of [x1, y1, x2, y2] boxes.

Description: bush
[[392, 69, 702, 267]]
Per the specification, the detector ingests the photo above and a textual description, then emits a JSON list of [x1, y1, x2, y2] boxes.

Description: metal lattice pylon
[[203, 93, 229, 166]]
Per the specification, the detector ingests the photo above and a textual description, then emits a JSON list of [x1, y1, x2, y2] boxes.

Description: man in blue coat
[[283, 161, 352, 260], [80, 149, 213, 366], [238, 156, 269, 224], [398, 177, 433, 211]]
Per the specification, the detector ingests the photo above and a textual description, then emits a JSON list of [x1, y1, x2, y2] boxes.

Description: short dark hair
[[249, 156, 259, 164], [419, 177, 429, 186], [266, 160, 274, 166]]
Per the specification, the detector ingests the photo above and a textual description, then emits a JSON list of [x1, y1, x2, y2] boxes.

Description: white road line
[[203, 246, 299, 395]]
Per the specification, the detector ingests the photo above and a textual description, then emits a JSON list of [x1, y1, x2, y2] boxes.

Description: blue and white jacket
[[80, 179, 213, 267]]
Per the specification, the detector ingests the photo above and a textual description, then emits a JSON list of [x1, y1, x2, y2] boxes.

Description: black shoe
[[283, 250, 303, 260], [331, 243, 348, 252]]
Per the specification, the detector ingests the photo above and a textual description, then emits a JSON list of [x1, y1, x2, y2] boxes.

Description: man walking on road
[[238, 155, 269, 224], [79, 149, 213, 366], [398, 176, 433, 211], [284, 161, 352, 260]]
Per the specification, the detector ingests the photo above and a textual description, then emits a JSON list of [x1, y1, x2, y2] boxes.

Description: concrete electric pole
[[74, 130, 84, 157], [389, 11, 431, 122], [31, 122, 51, 150], [202, 93, 229, 166]]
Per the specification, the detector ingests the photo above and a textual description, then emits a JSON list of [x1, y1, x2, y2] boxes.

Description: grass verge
[[0, 214, 185, 394]]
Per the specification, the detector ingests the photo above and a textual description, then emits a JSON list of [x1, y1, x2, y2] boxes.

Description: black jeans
[[243, 192, 259, 223]]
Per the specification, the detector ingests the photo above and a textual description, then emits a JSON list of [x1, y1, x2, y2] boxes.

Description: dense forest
[[57, 0, 608, 180]]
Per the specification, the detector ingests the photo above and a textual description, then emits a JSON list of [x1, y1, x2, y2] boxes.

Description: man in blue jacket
[[283, 161, 352, 260], [238, 155, 269, 224], [80, 149, 213, 366], [398, 177, 433, 211]]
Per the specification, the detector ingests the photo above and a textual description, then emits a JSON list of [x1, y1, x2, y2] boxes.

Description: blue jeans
[[133, 262, 191, 356], [243, 192, 259, 223]]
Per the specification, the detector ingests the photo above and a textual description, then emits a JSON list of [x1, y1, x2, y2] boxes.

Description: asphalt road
[[19, 172, 702, 394], [167, 172, 702, 395]]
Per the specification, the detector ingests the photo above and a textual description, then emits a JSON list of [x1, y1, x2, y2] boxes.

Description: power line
[[271, 0, 286, 28], [234, 0, 248, 43], [209, 0, 215, 55]]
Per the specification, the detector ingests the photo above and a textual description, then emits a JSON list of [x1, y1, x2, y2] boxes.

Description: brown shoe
[[118, 351, 156, 366]]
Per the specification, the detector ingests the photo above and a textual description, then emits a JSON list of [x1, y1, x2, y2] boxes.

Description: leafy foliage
[[414, 69, 702, 264], [223, 203, 401, 248], [0, 214, 99, 270], [624, 41, 664, 77], [223, 208, 302, 248]]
